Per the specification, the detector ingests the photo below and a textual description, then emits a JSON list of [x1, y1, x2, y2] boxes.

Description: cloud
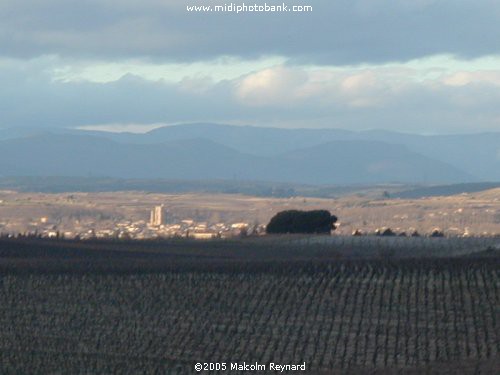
[[1, 1, 498, 136], [235, 67, 403, 109], [1, 57, 500, 134], [1, 1, 499, 64], [236, 67, 309, 106], [442, 71, 500, 87]]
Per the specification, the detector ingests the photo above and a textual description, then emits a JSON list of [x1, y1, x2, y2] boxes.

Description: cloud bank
[[2, 0, 499, 64], [1, 1, 499, 134]]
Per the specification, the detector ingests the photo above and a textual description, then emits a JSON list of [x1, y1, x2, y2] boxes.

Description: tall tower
[[150, 205, 165, 226]]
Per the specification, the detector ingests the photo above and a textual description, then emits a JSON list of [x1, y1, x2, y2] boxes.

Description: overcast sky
[[1, 0, 500, 134]]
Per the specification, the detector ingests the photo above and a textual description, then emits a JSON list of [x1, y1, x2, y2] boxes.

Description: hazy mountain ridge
[[60, 123, 499, 181], [392, 183, 500, 199], [0, 127, 477, 184], [272, 140, 470, 184]]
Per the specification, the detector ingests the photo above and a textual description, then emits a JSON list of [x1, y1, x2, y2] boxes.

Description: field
[[0, 237, 499, 374], [0, 188, 499, 237]]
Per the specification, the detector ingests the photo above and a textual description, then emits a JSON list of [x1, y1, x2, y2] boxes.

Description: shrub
[[266, 210, 337, 234]]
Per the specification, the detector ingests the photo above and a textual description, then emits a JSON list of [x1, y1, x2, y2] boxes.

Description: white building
[[150, 205, 166, 226]]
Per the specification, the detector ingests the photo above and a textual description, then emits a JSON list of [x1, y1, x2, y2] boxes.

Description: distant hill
[[0, 132, 472, 184], [270, 140, 470, 184], [469, 187, 500, 200], [0, 134, 258, 180], [394, 183, 500, 199], [64, 123, 499, 181]]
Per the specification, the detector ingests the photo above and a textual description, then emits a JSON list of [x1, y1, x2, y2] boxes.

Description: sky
[[1, 0, 500, 134]]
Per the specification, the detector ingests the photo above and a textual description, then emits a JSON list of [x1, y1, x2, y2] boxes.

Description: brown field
[[1, 184, 494, 373], [0, 188, 498, 236], [0, 238, 498, 374]]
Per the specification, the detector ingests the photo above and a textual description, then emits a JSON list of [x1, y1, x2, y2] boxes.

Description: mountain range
[[0, 123, 498, 185]]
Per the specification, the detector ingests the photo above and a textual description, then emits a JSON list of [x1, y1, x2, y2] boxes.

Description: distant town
[[0, 190, 498, 240], [0, 204, 266, 240]]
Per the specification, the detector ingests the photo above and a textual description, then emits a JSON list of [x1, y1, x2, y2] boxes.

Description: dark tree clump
[[375, 227, 396, 236], [266, 210, 337, 234]]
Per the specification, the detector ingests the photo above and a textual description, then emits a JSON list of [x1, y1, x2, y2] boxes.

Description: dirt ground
[[0, 188, 498, 236]]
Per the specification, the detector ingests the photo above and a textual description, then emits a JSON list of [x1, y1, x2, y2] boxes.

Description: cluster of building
[[352, 227, 445, 237], [146, 205, 265, 239], [2, 204, 497, 240], [0, 205, 265, 240]]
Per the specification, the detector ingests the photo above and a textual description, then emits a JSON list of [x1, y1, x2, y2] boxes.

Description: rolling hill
[[67, 123, 500, 181], [0, 131, 472, 184]]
